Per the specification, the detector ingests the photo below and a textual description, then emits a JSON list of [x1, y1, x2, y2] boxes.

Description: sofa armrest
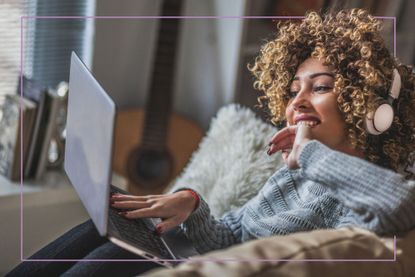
[[144, 227, 410, 277]]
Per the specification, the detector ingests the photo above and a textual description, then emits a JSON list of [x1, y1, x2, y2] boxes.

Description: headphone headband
[[389, 68, 401, 99]]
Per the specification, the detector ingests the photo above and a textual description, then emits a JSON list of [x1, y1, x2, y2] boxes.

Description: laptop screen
[[65, 52, 116, 236]]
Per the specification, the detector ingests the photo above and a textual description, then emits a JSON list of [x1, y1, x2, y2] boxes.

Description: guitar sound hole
[[136, 151, 170, 180], [127, 148, 172, 188]]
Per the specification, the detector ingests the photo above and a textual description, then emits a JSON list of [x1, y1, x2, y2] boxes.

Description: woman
[[8, 8, 415, 277]]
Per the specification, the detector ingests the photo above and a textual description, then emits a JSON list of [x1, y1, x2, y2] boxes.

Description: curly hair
[[248, 9, 415, 178]]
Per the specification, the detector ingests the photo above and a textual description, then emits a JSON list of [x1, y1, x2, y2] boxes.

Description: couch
[[145, 104, 415, 277]]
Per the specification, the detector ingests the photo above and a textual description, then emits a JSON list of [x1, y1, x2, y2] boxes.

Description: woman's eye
[[313, 86, 332, 92], [288, 91, 299, 98]]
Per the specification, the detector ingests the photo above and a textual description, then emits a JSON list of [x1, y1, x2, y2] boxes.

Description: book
[[34, 89, 61, 179], [0, 95, 20, 178], [10, 96, 37, 181], [24, 88, 61, 179], [23, 82, 48, 178], [0, 94, 37, 181]]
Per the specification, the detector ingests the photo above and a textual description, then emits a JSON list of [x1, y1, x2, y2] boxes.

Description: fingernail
[[268, 141, 273, 146], [118, 211, 127, 216], [155, 226, 162, 235], [267, 148, 272, 156]]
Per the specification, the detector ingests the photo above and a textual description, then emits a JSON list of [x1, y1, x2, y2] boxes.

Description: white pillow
[[168, 104, 284, 217]]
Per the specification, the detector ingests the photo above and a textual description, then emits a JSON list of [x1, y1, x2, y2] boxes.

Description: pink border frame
[[19, 15, 397, 263]]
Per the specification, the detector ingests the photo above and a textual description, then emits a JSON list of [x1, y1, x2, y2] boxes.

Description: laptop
[[64, 52, 199, 268]]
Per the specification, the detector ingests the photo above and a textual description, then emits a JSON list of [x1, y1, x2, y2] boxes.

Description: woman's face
[[285, 57, 363, 157]]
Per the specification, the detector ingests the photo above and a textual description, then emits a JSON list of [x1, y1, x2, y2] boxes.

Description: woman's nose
[[291, 88, 310, 111]]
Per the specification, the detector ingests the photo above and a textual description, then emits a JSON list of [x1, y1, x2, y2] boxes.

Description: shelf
[[0, 170, 127, 197], [0, 170, 71, 197]]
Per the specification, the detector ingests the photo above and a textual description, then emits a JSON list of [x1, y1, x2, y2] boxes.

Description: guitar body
[[112, 109, 204, 195]]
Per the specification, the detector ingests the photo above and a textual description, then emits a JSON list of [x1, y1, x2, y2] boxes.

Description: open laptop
[[64, 52, 199, 267]]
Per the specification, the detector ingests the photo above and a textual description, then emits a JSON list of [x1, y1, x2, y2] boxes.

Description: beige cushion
[[144, 227, 415, 277]]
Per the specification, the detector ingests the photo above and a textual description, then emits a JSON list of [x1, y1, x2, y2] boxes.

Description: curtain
[[24, 0, 96, 89], [0, 1, 25, 96]]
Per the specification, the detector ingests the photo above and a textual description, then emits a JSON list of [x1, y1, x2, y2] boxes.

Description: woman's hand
[[110, 191, 197, 234], [267, 122, 313, 169]]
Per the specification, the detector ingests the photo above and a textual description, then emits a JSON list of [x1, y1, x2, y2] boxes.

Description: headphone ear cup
[[364, 68, 400, 136], [365, 110, 382, 135], [365, 103, 394, 135]]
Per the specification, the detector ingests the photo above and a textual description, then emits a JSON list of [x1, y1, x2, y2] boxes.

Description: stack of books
[[0, 76, 64, 182]]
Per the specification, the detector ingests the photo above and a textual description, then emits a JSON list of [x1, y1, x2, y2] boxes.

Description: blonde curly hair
[[249, 9, 415, 178]]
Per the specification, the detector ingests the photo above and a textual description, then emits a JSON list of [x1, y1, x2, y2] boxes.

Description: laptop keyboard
[[108, 190, 172, 259]]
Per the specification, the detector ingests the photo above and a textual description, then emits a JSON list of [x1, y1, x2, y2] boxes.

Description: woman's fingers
[[123, 207, 160, 219], [268, 123, 315, 157], [113, 192, 196, 232], [268, 135, 295, 155], [282, 150, 290, 160], [110, 193, 164, 202], [111, 200, 151, 210], [294, 122, 313, 142], [155, 216, 181, 234], [269, 125, 297, 145]]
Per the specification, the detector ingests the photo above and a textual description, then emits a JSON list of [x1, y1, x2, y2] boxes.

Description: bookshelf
[[0, 169, 71, 197], [0, 170, 127, 197]]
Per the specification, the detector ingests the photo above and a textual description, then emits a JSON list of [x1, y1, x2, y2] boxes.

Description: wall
[[92, 0, 246, 129]]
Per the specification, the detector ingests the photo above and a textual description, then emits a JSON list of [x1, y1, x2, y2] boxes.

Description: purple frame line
[[22, 15, 306, 19], [22, 256, 395, 263], [20, 15, 397, 263], [20, 16, 24, 262], [21, 235, 397, 263]]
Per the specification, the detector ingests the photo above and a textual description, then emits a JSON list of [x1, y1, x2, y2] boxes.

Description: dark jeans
[[6, 220, 163, 277]]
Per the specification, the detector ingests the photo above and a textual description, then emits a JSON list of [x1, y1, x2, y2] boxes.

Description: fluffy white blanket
[[169, 104, 284, 217]]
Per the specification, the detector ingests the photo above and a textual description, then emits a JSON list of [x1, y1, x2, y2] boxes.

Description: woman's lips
[[294, 114, 321, 125], [297, 120, 320, 128]]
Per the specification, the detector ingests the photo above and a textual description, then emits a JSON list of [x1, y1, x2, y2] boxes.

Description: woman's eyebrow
[[292, 72, 335, 81]]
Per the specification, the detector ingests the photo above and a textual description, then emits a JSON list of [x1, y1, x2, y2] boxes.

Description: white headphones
[[364, 68, 402, 135]]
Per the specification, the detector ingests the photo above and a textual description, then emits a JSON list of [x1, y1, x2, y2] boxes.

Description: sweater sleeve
[[298, 140, 415, 235], [173, 188, 246, 254]]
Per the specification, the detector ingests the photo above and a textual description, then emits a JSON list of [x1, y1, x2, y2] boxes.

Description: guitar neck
[[141, 0, 183, 149]]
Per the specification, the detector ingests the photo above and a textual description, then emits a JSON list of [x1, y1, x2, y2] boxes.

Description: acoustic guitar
[[112, 0, 204, 196]]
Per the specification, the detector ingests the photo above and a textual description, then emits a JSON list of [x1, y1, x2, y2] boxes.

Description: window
[[0, 1, 24, 96], [23, 0, 95, 89]]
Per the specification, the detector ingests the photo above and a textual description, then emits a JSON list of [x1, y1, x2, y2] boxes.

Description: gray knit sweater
[[179, 140, 415, 254]]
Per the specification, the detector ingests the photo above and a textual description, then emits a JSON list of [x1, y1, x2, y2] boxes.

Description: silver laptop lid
[[65, 52, 115, 236]]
